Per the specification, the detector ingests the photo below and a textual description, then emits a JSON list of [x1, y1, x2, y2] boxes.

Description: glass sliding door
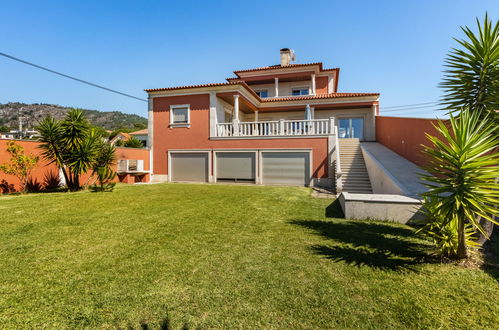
[[338, 118, 364, 139]]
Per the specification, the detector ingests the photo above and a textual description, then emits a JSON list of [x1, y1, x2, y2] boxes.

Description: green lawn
[[0, 184, 497, 328]]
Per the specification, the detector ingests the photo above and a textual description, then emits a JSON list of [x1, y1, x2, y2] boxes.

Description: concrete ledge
[[151, 174, 169, 183], [338, 192, 423, 224]]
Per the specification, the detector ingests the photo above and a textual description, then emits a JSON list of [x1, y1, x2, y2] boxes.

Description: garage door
[[170, 152, 208, 182], [216, 152, 256, 182], [262, 152, 310, 186]]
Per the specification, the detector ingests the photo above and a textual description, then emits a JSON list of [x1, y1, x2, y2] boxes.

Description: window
[[291, 88, 309, 96], [170, 105, 190, 127], [255, 90, 268, 98]]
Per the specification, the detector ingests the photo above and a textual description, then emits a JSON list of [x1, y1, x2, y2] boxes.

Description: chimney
[[280, 48, 295, 66]]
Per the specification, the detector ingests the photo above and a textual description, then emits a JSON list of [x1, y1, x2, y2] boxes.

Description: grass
[[0, 183, 498, 328]]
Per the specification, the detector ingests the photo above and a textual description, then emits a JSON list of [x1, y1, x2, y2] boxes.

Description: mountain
[[0, 102, 147, 131]]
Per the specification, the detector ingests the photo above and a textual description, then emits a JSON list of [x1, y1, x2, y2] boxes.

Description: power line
[[380, 104, 443, 113], [0, 51, 147, 102], [381, 101, 439, 109]]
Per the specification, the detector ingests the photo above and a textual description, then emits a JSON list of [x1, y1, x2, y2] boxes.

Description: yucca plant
[[440, 13, 499, 126], [439, 13, 499, 246], [418, 196, 479, 258], [89, 166, 116, 192], [37, 109, 115, 191], [420, 109, 499, 259]]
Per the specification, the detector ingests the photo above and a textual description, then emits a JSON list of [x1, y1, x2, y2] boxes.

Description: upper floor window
[[170, 104, 190, 127], [292, 88, 309, 96], [255, 90, 268, 98]]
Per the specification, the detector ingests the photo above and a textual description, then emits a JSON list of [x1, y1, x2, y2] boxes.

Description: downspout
[[147, 95, 154, 182]]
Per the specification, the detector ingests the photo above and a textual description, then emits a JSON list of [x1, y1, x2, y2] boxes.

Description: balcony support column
[[311, 74, 316, 95], [209, 91, 217, 137], [233, 94, 240, 136], [274, 77, 279, 97]]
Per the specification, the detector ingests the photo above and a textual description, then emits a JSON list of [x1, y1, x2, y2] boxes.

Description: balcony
[[215, 118, 335, 138]]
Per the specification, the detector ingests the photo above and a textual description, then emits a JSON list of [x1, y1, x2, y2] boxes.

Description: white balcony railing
[[216, 118, 334, 138]]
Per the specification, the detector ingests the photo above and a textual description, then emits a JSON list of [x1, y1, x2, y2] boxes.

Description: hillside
[[0, 102, 147, 131]]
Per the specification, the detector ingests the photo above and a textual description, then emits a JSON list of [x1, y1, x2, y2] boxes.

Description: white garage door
[[262, 152, 310, 186], [216, 152, 256, 183], [170, 152, 208, 182]]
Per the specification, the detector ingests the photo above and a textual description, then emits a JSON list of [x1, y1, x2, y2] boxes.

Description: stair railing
[[334, 125, 343, 193]]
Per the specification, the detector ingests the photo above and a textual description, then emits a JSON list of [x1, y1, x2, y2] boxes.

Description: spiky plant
[[421, 109, 499, 259], [440, 13, 499, 127], [37, 109, 115, 191]]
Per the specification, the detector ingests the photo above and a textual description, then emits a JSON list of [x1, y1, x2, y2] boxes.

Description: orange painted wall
[[0, 139, 149, 192], [375, 116, 442, 166], [153, 94, 329, 178], [315, 76, 329, 94]]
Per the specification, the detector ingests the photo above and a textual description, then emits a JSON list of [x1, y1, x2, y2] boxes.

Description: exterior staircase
[[338, 138, 372, 194]]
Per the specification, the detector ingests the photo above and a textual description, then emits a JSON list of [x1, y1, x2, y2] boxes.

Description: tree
[[123, 136, 144, 148], [440, 13, 499, 128], [37, 109, 115, 191], [439, 13, 499, 244], [0, 141, 39, 193], [420, 109, 499, 259]]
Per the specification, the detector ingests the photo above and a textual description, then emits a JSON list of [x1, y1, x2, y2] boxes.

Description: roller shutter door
[[262, 152, 310, 186], [216, 152, 256, 182], [170, 152, 208, 182]]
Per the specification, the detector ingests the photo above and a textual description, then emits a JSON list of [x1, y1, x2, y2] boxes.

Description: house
[[109, 132, 132, 145], [129, 129, 148, 147], [1, 129, 39, 140], [145, 49, 380, 192]]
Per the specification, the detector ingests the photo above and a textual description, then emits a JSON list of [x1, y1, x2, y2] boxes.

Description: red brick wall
[[0, 139, 149, 192], [152, 94, 329, 179], [375, 116, 442, 166]]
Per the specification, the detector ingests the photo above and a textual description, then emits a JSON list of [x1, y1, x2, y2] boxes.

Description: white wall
[[361, 147, 409, 195], [250, 81, 312, 98]]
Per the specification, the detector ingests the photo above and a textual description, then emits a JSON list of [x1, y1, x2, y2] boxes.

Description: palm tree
[[421, 109, 499, 259], [37, 109, 114, 191], [440, 13, 499, 127], [439, 13, 499, 245], [123, 136, 144, 148]]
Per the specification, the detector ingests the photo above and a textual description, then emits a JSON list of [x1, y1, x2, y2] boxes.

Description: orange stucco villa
[[145, 49, 381, 193]]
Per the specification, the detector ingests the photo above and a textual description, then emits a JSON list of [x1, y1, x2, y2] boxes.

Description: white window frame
[[169, 104, 191, 128], [291, 87, 310, 96], [255, 89, 269, 98]]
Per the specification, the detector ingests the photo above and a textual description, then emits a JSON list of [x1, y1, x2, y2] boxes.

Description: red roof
[[261, 93, 379, 102], [232, 62, 338, 76], [145, 82, 238, 92], [130, 129, 148, 135]]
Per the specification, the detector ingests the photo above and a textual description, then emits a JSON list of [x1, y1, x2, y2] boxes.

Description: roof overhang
[[146, 83, 378, 113]]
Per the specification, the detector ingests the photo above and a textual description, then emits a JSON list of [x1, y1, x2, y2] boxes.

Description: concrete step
[[338, 139, 372, 194]]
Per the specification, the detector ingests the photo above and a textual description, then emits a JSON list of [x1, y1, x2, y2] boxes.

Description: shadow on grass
[[482, 226, 499, 281], [325, 199, 344, 218], [136, 316, 189, 330], [290, 219, 434, 272]]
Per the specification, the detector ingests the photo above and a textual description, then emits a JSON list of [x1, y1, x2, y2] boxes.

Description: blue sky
[[1, 1, 497, 119]]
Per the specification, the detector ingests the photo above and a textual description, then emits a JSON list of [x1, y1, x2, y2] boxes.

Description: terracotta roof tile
[[145, 82, 238, 92], [261, 93, 379, 102], [130, 129, 148, 135], [233, 62, 325, 74]]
